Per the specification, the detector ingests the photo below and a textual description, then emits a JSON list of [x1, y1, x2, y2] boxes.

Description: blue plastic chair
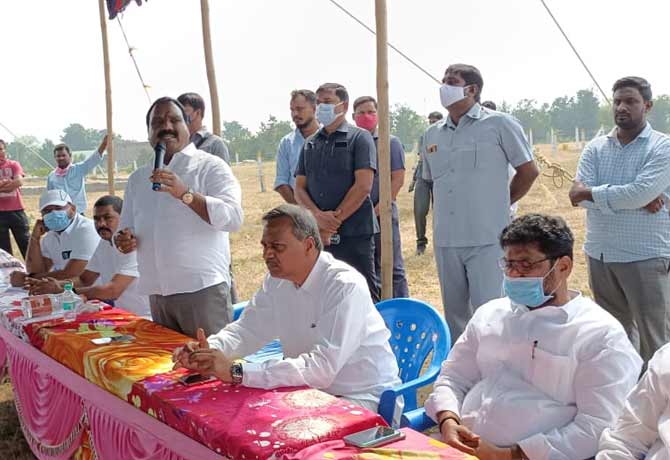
[[232, 301, 283, 363], [376, 298, 451, 431]]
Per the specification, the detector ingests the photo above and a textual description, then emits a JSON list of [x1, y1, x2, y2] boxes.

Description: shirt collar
[[510, 290, 583, 321], [444, 103, 481, 129], [607, 122, 653, 143], [178, 142, 198, 157], [319, 120, 350, 137], [296, 252, 327, 294]]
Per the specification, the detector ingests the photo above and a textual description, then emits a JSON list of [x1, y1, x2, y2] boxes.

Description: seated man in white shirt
[[597, 343, 670, 460], [426, 214, 642, 460], [9, 190, 99, 287], [172, 204, 401, 411], [25, 195, 150, 318]]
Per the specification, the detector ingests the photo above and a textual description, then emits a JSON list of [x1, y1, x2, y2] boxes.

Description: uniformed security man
[[295, 82, 380, 302], [421, 64, 539, 341]]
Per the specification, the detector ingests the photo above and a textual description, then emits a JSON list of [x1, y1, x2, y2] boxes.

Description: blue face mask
[[316, 102, 343, 126], [503, 262, 559, 308], [43, 210, 73, 232]]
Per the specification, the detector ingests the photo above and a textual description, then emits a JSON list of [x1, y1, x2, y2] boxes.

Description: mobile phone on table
[[90, 334, 135, 345], [178, 373, 217, 386], [343, 426, 405, 448]]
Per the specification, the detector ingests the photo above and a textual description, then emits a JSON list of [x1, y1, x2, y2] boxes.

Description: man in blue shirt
[[47, 136, 108, 214], [295, 83, 380, 302], [353, 95, 409, 298], [570, 76, 670, 362], [274, 90, 319, 204]]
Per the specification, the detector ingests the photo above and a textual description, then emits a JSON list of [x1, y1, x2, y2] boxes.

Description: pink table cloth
[[283, 427, 478, 459]]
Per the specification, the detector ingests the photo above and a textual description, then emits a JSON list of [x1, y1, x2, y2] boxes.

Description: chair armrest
[[401, 408, 436, 432], [377, 367, 440, 425]]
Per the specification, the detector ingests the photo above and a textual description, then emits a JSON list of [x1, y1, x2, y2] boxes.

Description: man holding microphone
[[115, 97, 243, 337]]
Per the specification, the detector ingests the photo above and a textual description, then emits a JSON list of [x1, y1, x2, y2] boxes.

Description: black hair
[[53, 143, 71, 155], [481, 100, 497, 110], [428, 111, 443, 120], [316, 83, 349, 103], [145, 97, 189, 128], [290, 89, 317, 106], [0, 139, 5, 148], [177, 92, 206, 117], [445, 63, 484, 102], [94, 195, 123, 214], [500, 214, 574, 260], [262, 204, 323, 251], [612, 76, 653, 102], [353, 96, 377, 111]]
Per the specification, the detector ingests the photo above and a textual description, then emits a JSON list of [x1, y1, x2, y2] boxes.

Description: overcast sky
[[2, 0, 669, 143]]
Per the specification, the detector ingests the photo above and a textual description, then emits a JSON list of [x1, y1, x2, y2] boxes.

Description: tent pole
[[200, 0, 222, 136], [98, 0, 115, 195], [375, 0, 392, 300]]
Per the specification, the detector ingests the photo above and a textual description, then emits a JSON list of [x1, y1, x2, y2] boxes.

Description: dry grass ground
[[0, 144, 585, 458]]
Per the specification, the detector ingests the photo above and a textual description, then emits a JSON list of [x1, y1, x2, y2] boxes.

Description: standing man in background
[[353, 95, 409, 298], [412, 111, 442, 256], [47, 136, 108, 214], [274, 90, 320, 204], [570, 76, 670, 363], [115, 97, 243, 338], [178, 92, 230, 164], [422, 63, 538, 341], [295, 82, 380, 302], [0, 139, 30, 258]]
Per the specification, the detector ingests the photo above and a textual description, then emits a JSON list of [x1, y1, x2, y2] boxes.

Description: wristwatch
[[180, 188, 194, 205], [230, 359, 244, 385]]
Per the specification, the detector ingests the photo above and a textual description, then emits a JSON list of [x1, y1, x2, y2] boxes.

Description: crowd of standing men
[[2, 62, 670, 458]]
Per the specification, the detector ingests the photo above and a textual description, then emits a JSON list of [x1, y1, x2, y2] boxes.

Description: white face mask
[[440, 84, 467, 109]]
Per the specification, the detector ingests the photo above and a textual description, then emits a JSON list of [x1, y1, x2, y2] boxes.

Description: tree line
[[5, 88, 670, 175]]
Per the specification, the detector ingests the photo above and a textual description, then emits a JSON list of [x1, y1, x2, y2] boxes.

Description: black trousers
[[325, 234, 380, 303], [0, 210, 29, 258]]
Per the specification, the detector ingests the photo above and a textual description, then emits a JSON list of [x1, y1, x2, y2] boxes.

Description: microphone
[[152, 142, 166, 191]]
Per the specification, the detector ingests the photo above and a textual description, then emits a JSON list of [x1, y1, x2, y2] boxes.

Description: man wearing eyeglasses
[[426, 214, 641, 460]]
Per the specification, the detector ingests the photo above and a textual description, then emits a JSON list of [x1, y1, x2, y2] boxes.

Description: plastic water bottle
[[61, 282, 79, 322]]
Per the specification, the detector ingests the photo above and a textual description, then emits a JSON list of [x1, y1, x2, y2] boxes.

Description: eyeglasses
[[498, 257, 552, 273]]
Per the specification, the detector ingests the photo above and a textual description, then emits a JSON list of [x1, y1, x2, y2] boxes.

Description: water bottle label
[[63, 301, 75, 312]]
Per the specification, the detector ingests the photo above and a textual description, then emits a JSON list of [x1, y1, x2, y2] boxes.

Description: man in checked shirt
[[570, 76, 670, 363]]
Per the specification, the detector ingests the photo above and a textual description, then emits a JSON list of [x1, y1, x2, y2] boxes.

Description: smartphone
[[90, 334, 135, 345], [343, 426, 405, 448], [178, 373, 216, 386]]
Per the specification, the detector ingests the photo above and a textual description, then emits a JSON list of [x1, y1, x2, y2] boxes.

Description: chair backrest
[[376, 298, 451, 383], [232, 301, 249, 321]]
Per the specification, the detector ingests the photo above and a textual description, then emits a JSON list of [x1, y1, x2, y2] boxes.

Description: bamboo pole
[[200, 0, 222, 136], [98, 0, 115, 195], [375, 0, 392, 300]]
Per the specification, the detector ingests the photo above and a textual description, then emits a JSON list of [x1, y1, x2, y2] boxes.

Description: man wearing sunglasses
[[426, 214, 641, 460]]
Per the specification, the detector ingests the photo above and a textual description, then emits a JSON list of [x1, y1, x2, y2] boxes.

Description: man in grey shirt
[[178, 92, 230, 164], [421, 63, 539, 341], [179, 92, 237, 303]]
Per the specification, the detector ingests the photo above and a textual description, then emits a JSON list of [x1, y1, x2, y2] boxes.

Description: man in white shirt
[[597, 343, 670, 460], [25, 195, 150, 318], [9, 190, 99, 287], [115, 97, 243, 338], [426, 214, 642, 460], [172, 204, 401, 411]]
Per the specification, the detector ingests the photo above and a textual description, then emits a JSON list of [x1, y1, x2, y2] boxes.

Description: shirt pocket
[[474, 142, 507, 170], [448, 143, 477, 171], [326, 142, 353, 175], [530, 347, 576, 404]]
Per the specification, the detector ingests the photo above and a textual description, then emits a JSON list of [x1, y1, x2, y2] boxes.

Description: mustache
[[97, 227, 111, 234], [158, 130, 178, 139]]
